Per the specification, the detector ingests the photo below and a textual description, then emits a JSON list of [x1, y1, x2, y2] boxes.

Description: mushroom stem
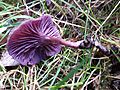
[[47, 36, 110, 56], [59, 39, 84, 48], [47, 36, 85, 48]]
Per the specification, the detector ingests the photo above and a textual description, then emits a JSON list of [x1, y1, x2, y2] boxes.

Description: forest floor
[[0, 0, 120, 90]]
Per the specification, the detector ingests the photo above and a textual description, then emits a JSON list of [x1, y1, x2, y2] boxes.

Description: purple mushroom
[[7, 15, 82, 66], [7, 14, 110, 66], [46, 0, 51, 6], [7, 15, 62, 65]]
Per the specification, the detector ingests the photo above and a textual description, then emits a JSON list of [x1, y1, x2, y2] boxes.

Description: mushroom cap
[[46, 0, 51, 5], [7, 15, 61, 65]]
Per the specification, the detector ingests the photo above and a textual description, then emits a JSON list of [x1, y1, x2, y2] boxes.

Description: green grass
[[0, 0, 120, 90]]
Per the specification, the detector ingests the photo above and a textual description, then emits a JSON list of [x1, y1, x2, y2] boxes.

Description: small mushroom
[[7, 14, 110, 66], [7, 15, 62, 66], [46, 0, 51, 6], [7, 15, 83, 66]]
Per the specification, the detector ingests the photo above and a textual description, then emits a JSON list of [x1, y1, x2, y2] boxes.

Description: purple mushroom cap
[[7, 15, 61, 66], [46, 0, 51, 5]]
